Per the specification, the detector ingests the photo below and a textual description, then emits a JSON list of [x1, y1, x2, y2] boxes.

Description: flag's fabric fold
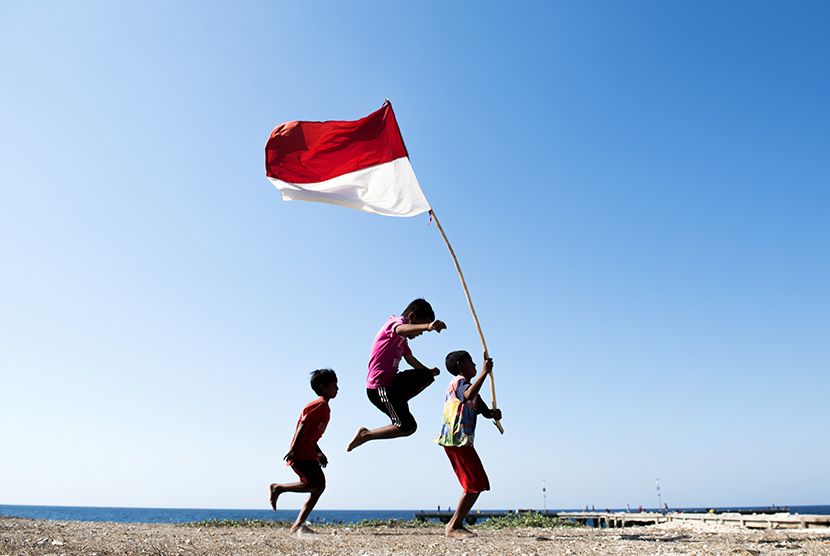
[[265, 101, 431, 217]]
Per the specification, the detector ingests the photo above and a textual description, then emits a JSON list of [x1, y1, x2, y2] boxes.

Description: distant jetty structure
[[414, 508, 830, 529]]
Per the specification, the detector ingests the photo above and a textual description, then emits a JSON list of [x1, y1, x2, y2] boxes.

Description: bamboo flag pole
[[429, 209, 504, 434]]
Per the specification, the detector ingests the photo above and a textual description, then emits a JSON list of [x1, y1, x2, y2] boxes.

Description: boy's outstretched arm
[[429, 319, 447, 332], [395, 319, 447, 336]]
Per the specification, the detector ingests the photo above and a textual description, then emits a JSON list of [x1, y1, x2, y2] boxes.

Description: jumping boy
[[347, 298, 446, 451], [269, 368, 338, 534], [436, 350, 502, 538]]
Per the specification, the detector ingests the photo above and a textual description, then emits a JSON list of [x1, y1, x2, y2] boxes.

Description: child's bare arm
[[464, 355, 494, 401], [477, 398, 502, 421], [404, 353, 440, 375], [430, 319, 447, 332], [403, 353, 426, 369], [316, 445, 328, 467], [396, 319, 447, 336], [284, 421, 306, 463]]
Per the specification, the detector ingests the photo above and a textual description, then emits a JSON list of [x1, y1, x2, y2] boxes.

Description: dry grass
[[2, 515, 829, 556]]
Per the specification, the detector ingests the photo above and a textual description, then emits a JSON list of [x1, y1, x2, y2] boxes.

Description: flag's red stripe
[[265, 102, 408, 184]]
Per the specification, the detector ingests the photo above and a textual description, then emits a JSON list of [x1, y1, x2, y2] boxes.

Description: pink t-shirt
[[366, 316, 412, 388]]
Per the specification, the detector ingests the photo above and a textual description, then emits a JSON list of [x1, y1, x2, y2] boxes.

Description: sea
[[1, 504, 829, 525], [0, 505, 412, 525]]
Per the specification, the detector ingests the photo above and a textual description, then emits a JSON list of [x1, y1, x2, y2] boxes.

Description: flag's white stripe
[[268, 158, 431, 218]]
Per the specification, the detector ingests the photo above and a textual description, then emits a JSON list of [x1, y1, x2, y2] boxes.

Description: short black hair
[[401, 298, 435, 322], [445, 350, 471, 375], [310, 368, 337, 395]]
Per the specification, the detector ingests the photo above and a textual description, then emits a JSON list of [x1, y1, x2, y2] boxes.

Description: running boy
[[269, 368, 338, 534], [347, 298, 446, 451], [436, 350, 502, 538]]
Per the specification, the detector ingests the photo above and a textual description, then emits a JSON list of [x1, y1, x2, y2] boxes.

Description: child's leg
[[347, 423, 415, 451], [269, 481, 310, 511], [349, 386, 419, 451], [398, 368, 436, 401], [446, 491, 480, 538], [271, 460, 326, 515], [442, 446, 489, 538], [291, 487, 324, 533]]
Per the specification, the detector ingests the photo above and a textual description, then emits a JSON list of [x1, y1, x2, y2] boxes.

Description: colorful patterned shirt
[[435, 375, 480, 447]]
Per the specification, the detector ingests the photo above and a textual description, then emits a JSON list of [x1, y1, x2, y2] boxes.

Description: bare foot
[[291, 523, 316, 536], [347, 427, 369, 452], [269, 483, 283, 511], [446, 526, 476, 538]]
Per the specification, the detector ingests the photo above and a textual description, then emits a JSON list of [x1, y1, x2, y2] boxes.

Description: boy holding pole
[[436, 350, 502, 538]]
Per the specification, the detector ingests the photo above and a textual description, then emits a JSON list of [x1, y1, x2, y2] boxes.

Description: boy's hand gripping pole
[[430, 210, 504, 434]]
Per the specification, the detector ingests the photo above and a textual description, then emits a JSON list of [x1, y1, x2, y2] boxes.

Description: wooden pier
[[413, 510, 830, 529], [665, 511, 830, 529], [558, 511, 665, 528]]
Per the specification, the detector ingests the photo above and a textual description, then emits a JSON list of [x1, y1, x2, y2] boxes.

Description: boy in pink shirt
[[347, 298, 446, 451], [269, 369, 338, 534]]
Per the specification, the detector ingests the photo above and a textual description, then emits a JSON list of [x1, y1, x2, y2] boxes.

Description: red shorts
[[290, 459, 326, 489], [444, 446, 490, 494]]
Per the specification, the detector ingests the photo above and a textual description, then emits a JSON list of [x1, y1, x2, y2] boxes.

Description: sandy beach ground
[[2, 516, 829, 556]]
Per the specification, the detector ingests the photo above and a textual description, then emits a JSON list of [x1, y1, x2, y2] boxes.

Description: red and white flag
[[265, 101, 431, 217]]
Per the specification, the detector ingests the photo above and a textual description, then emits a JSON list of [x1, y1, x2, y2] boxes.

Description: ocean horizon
[[2, 504, 829, 525]]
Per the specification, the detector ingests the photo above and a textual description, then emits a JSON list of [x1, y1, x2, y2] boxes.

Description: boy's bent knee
[[400, 422, 417, 436]]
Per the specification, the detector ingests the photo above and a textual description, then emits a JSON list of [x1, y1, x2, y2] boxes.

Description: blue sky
[[1, 1, 828, 512]]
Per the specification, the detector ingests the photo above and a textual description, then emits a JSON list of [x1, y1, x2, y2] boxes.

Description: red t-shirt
[[289, 397, 330, 461]]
